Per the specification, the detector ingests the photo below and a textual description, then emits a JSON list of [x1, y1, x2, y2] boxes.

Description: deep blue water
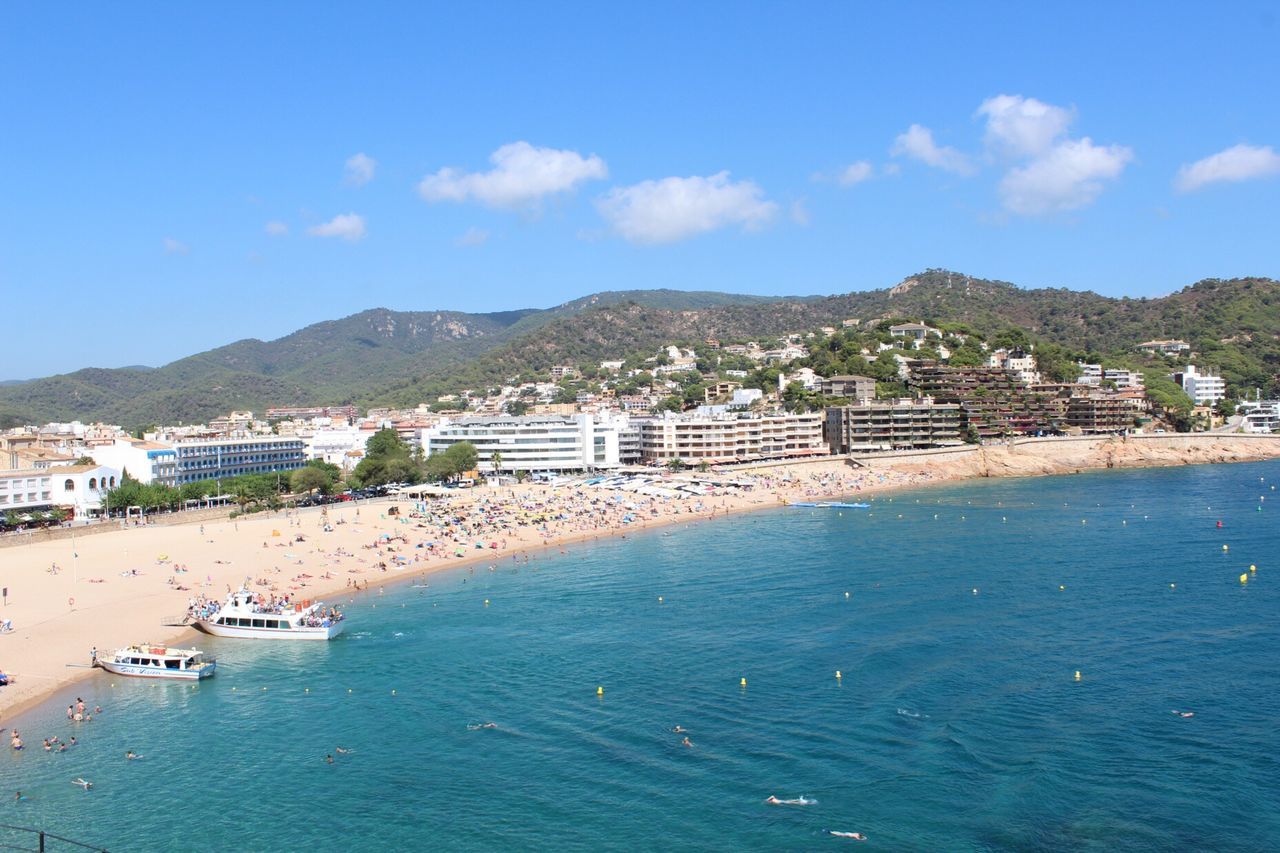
[[4, 462, 1279, 851]]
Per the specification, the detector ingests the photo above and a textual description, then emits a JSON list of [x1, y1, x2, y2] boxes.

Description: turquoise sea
[[4, 462, 1279, 851]]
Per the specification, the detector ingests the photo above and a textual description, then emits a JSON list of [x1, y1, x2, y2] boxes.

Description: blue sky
[[2, 2, 1278, 378]]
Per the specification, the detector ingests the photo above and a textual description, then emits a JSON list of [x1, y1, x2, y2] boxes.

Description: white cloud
[[454, 227, 490, 247], [418, 141, 607, 209], [891, 124, 975, 175], [344, 153, 377, 187], [163, 237, 189, 255], [264, 220, 289, 236], [837, 161, 874, 187], [977, 94, 1074, 157], [595, 171, 777, 244], [1175, 143, 1280, 192], [790, 199, 811, 226], [999, 138, 1133, 215], [307, 213, 367, 241]]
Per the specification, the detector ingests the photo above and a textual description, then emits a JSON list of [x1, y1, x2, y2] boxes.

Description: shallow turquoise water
[[4, 462, 1279, 851]]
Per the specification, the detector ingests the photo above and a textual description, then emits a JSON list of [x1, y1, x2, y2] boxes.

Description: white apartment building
[[0, 469, 53, 513], [421, 413, 629, 473], [1240, 401, 1279, 434], [0, 464, 122, 518], [170, 436, 307, 484], [303, 427, 372, 469], [639, 412, 825, 464], [88, 437, 178, 486], [1078, 364, 1145, 390], [1174, 366, 1226, 406]]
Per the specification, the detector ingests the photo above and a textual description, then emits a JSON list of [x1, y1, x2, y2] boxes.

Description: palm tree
[[490, 451, 503, 474]]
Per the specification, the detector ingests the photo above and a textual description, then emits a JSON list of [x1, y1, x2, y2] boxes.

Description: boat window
[[236, 618, 249, 627], [252, 619, 265, 628], [166, 659, 180, 669], [128, 658, 139, 665]]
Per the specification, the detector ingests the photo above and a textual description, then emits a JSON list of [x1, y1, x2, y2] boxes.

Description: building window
[[65, 479, 75, 491], [89, 477, 97, 490]]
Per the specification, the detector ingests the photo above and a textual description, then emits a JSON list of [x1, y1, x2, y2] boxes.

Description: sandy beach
[[3, 433, 1278, 723]]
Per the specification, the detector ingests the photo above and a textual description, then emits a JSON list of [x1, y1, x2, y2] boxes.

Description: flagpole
[[72, 529, 78, 586]]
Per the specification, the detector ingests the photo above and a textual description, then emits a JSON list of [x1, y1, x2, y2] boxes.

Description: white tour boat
[[95, 645, 216, 680], [192, 587, 346, 641]]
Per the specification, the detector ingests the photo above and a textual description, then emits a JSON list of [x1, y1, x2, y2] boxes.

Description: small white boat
[[96, 645, 216, 680], [192, 587, 346, 641]]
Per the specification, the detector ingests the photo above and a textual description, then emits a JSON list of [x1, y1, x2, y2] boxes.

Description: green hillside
[[1, 271, 1276, 430]]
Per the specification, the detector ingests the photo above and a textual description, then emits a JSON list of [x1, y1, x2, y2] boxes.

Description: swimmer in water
[[672, 726, 687, 733], [335, 747, 353, 754], [466, 722, 497, 730], [765, 795, 815, 806], [71, 778, 93, 790], [1171, 710, 1195, 718], [126, 751, 142, 760], [681, 736, 693, 748], [325, 755, 334, 764], [14, 791, 24, 801], [829, 830, 867, 841]]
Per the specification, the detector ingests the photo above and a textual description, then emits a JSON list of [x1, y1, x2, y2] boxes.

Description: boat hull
[[96, 661, 216, 680], [194, 619, 345, 641]]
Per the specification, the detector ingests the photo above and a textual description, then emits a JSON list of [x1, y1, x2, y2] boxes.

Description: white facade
[[303, 427, 371, 469], [50, 464, 121, 517], [1240, 401, 1279, 433], [0, 469, 54, 513], [1176, 366, 1226, 406], [88, 438, 177, 486], [421, 413, 629, 473], [170, 436, 306, 484], [639, 412, 826, 464]]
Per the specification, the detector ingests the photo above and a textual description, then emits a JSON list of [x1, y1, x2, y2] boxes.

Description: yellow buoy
[[391, 689, 397, 695], [597, 686, 604, 696], [1074, 671, 1082, 682], [1059, 585, 1065, 591], [348, 688, 352, 693], [972, 588, 978, 595], [305, 688, 309, 693], [262, 687, 267, 691], [1250, 564, 1257, 573], [1081, 519, 1086, 524], [484, 599, 490, 606], [231, 686, 236, 691], [835, 670, 842, 679], [1223, 545, 1229, 551], [1240, 574, 1248, 584], [740, 677, 747, 687], [844, 591, 850, 599], [1170, 583, 1176, 589]]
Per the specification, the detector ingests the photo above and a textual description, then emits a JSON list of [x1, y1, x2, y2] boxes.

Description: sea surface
[[4, 462, 1279, 852]]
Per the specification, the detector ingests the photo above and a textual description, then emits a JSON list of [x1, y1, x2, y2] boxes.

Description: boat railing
[[0, 821, 108, 852], [160, 613, 194, 627]]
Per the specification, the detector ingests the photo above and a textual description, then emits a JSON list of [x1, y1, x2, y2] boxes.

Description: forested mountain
[[1, 271, 1276, 429]]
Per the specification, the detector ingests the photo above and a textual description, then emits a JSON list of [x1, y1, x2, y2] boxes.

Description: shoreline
[[3, 434, 1278, 725]]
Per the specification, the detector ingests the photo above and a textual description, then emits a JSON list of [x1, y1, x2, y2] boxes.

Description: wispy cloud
[[596, 171, 777, 244], [454, 227, 490, 247], [344, 152, 377, 187], [1175, 144, 1280, 192], [307, 213, 366, 241], [891, 124, 975, 175], [163, 237, 189, 255], [264, 220, 289, 237], [837, 161, 874, 187], [418, 141, 607, 210]]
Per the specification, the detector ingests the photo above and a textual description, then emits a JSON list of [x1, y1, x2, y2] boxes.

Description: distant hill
[[1, 271, 1276, 429]]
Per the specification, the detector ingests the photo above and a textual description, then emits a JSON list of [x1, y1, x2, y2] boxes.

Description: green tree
[[290, 466, 333, 497]]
